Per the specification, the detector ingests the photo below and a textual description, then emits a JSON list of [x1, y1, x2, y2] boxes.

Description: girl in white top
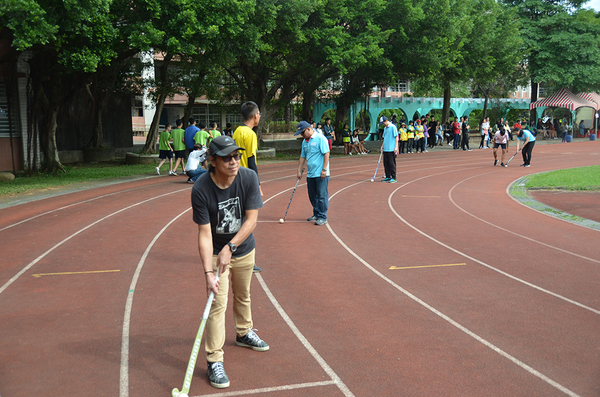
[[493, 127, 509, 167], [480, 117, 490, 149]]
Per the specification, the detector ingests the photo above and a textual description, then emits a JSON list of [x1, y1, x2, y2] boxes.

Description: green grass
[[0, 162, 153, 197], [525, 165, 600, 191]]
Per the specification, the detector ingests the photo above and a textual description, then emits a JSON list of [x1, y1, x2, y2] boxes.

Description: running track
[[0, 141, 598, 397]]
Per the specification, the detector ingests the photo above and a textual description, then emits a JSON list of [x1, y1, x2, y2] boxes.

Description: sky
[[583, 0, 600, 11]]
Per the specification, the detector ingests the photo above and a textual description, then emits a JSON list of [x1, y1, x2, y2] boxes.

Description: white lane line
[[323, 170, 580, 396], [255, 274, 355, 397], [449, 172, 600, 264], [119, 208, 190, 397], [389, 172, 600, 316], [192, 380, 336, 396], [0, 188, 188, 296], [0, 186, 151, 232]]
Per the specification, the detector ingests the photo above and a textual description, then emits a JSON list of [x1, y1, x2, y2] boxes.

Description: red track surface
[[1, 141, 599, 397]]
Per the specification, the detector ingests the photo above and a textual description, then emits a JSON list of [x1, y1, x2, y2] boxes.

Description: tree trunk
[[142, 54, 173, 154], [334, 105, 350, 146], [442, 84, 451, 123], [42, 106, 65, 173], [284, 105, 291, 133], [142, 95, 166, 154], [529, 79, 539, 124], [183, 93, 196, 129], [482, 94, 489, 120]]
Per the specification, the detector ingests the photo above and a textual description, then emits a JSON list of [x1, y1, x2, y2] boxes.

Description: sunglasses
[[221, 152, 240, 162]]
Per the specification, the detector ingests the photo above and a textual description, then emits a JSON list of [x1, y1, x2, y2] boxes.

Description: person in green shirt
[[171, 119, 187, 175], [194, 121, 211, 147], [208, 121, 221, 146], [156, 123, 175, 175]]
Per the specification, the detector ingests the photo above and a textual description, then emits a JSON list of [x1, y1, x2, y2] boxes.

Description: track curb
[[508, 175, 600, 231]]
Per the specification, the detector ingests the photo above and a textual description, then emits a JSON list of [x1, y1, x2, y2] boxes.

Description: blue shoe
[[388, 179, 397, 183], [382, 177, 391, 182]]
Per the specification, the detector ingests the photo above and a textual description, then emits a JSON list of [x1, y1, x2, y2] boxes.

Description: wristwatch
[[227, 242, 237, 253]]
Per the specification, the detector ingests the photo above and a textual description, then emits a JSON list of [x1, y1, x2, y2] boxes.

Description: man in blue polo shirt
[[295, 120, 330, 226], [380, 116, 399, 183]]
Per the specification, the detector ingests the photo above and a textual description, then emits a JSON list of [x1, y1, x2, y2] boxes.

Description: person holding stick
[[191, 135, 268, 389], [295, 120, 330, 226]]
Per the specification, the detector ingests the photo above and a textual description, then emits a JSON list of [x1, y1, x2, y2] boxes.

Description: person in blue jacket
[[516, 128, 536, 167]]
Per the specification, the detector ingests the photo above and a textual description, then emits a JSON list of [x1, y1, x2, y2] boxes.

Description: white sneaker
[[155, 167, 160, 175]]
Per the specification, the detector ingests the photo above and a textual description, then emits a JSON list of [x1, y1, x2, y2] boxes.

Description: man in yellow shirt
[[233, 101, 263, 273]]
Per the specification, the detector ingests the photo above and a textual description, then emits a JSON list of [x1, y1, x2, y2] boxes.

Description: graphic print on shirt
[[216, 197, 242, 234]]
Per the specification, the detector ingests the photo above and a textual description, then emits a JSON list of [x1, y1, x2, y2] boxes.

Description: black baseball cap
[[208, 135, 245, 157]]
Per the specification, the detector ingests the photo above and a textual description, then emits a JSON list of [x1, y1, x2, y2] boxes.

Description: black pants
[[522, 141, 535, 165], [406, 138, 414, 153], [461, 133, 470, 150], [383, 151, 396, 180], [399, 140, 406, 154]]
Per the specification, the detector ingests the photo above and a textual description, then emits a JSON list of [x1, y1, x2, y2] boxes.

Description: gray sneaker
[[315, 219, 328, 226], [307, 215, 317, 222], [236, 329, 269, 351], [207, 361, 230, 389]]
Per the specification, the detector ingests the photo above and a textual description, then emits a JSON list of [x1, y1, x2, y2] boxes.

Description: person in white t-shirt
[[493, 127, 509, 167], [479, 117, 490, 149], [185, 144, 208, 183]]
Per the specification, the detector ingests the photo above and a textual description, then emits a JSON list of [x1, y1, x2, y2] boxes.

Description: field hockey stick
[[370, 144, 384, 182], [281, 168, 304, 223], [505, 149, 519, 166], [172, 269, 220, 397]]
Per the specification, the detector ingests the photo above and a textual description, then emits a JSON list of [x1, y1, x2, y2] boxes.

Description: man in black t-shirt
[[191, 135, 268, 389]]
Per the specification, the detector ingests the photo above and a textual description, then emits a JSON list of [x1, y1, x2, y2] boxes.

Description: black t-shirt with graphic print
[[191, 167, 263, 257]]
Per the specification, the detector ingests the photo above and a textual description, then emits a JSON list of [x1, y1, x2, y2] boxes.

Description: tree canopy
[[3, 0, 600, 170]]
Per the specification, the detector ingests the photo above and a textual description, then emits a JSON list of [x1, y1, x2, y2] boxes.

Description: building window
[[226, 113, 243, 128], [388, 80, 409, 93], [131, 96, 143, 117], [0, 81, 16, 137]]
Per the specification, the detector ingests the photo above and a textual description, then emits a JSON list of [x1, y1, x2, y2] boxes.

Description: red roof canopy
[[576, 92, 600, 111], [529, 87, 599, 111]]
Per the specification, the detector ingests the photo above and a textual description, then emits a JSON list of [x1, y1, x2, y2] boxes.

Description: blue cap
[[295, 120, 311, 135], [379, 116, 389, 125]]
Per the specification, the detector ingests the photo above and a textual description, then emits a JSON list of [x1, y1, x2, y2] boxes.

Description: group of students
[[156, 118, 240, 183], [156, 119, 209, 183], [341, 124, 371, 155]]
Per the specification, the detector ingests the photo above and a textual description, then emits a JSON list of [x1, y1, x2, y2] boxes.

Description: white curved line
[[322, 172, 580, 396], [119, 208, 191, 397], [387, 171, 600, 316], [448, 172, 600, 264], [0, 188, 188, 296]]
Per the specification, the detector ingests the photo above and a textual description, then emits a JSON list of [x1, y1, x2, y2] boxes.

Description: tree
[[1, 0, 118, 172], [500, 0, 600, 119], [138, 0, 254, 154], [219, 0, 321, 142], [314, 0, 394, 139], [408, 0, 475, 123], [467, 0, 525, 120]]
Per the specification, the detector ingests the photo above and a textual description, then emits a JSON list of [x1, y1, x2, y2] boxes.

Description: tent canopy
[[529, 87, 599, 111], [576, 92, 600, 111]]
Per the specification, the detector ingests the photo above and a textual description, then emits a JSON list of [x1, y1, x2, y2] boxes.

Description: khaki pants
[[205, 249, 255, 363]]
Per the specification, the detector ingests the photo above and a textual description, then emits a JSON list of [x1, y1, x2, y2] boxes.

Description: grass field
[[0, 162, 153, 197], [525, 165, 600, 191], [0, 151, 304, 198]]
